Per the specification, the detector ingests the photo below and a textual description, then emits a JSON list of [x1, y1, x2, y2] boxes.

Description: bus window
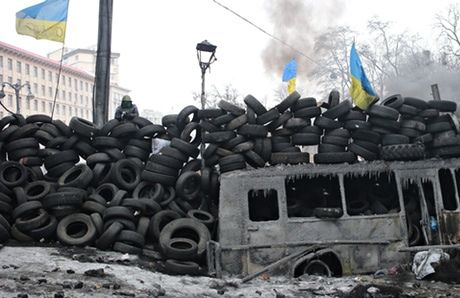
[[438, 169, 458, 211], [248, 189, 279, 222], [285, 175, 340, 218], [402, 181, 422, 246], [344, 173, 399, 216]]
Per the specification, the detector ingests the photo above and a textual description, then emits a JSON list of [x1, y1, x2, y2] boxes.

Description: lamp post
[[196, 40, 217, 110], [0, 82, 34, 114]]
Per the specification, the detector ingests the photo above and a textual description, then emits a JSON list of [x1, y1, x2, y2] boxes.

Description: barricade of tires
[[0, 113, 216, 276], [0, 90, 457, 276]]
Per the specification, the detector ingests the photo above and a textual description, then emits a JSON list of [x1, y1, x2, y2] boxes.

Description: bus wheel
[[303, 260, 332, 277]]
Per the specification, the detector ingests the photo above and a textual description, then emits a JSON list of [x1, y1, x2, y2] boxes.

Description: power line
[[212, 0, 321, 66]]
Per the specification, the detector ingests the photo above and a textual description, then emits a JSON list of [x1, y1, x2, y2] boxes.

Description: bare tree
[[193, 84, 244, 109], [436, 4, 460, 69], [311, 26, 355, 98]]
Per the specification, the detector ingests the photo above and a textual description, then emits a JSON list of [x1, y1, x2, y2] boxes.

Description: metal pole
[[93, 0, 113, 127], [200, 68, 206, 169], [15, 87, 20, 114]]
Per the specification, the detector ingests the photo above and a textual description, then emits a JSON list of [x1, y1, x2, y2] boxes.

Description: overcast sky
[[1, 0, 456, 115]]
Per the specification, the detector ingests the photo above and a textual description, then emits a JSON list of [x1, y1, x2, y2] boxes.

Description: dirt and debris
[[0, 245, 457, 298]]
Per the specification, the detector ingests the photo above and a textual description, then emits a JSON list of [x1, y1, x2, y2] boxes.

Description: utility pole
[[93, 0, 113, 127]]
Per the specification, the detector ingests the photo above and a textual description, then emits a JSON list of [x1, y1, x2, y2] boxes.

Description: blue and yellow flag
[[282, 59, 297, 94], [16, 0, 69, 43], [349, 43, 377, 110]]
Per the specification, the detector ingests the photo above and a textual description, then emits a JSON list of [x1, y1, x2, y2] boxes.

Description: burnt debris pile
[[0, 90, 457, 275]]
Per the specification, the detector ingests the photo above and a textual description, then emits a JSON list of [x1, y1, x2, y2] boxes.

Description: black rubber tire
[[322, 99, 352, 119], [107, 188, 128, 207], [0, 161, 28, 188], [141, 170, 177, 186], [348, 143, 378, 161], [187, 209, 215, 228], [432, 145, 460, 158], [116, 230, 145, 248], [284, 118, 309, 130], [313, 207, 343, 219], [211, 113, 235, 126], [136, 216, 150, 238], [427, 100, 457, 112], [314, 152, 357, 164], [82, 201, 106, 214], [270, 152, 309, 165], [367, 104, 399, 120], [339, 110, 367, 122], [321, 135, 349, 146], [403, 97, 428, 110], [381, 94, 404, 109], [197, 108, 225, 119], [164, 259, 201, 275], [15, 208, 49, 232], [237, 124, 268, 138], [218, 100, 245, 116], [56, 213, 97, 246], [145, 162, 178, 177], [58, 164, 93, 188], [103, 206, 135, 222], [368, 117, 400, 131], [159, 218, 211, 257], [276, 91, 300, 113], [149, 210, 182, 240], [382, 134, 410, 146], [318, 143, 346, 153], [43, 192, 84, 209], [244, 150, 266, 168], [291, 97, 317, 112], [175, 172, 201, 201], [202, 131, 236, 144], [398, 104, 420, 116], [95, 221, 124, 250], [8, 124, 40, 141], [92, 136, 124, 150], [110, 160, 141, 191], [256, 108, 280, 126], [427, 121, 453, 133], [314, 117, 342, 130], [164, 237, 198, 260], [352, 129, 381, 144], [180, 122, 201, 146], [344, 120, 371, 131], [171, 138, 199, 159], [150, 154, 184, 170], [176, 105, 198, 131], [244, 95, 267, 115], [325, 128, 350, 138], [44, 150, 79, 170], [28, 215, 57, 240], [380, 143, 425, 161], [69, 117, 97, 138], [353, 140, 379, 153], [110, 122, 138, 138], [4, 137, 39, 152], [291, 133, 320, 145], [226, 114, 248, 130]]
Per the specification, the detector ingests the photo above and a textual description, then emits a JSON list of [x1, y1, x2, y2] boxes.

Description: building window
[[49, 102, 52, 112], [62, 75, 66, 85], [75, 55, 79, 61], [25, 64, 30, 75], [7, 76, 12, 83], [33, 83, 38, 94], [56, 103, 60, 114], [62, 105, 66, 116], [69, 106, 72, 115], [86, 96, 89, 105], [85, 82, 89, 92], [8, 95, 13, 107], [7, 58, 12, 70], [68, 77, 71, 87], [41, 85, 45, 96], [17, 79, 21, 86], [0, 56, 3, 68], [68, 92, 72, 101], [80, 95, 83, 105], [62, 90, 66, 100], [0, 75, 3, 82], [33, 66, 38, 77], [55, 73, 59, 82], [41, 101, 45, 112], [16, 61, 21, 73], [80, 80, 83, 91], [74, 93, 77, 102], [48, 87, 53, 97], [26, 99, 30, 110], [48, 71, 53, 82], [41, 68, 45, 80], [74, 78, 77, 91], [34, 100, 38, 110]]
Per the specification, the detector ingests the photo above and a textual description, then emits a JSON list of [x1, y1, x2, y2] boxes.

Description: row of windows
[[2, 94, 90, 119], [0, 55, 92, 92], [0, 74, 91, 106]]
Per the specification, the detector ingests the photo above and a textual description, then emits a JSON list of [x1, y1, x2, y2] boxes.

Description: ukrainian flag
[[16, 0, 69, 43], [349, 43, 377, 110], [282, 59, 297, 94]]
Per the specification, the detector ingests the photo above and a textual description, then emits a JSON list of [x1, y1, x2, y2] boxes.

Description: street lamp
[[196, 40, 217, 109], [0, 82, 34, 114]]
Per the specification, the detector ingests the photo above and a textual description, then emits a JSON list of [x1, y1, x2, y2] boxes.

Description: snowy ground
[[0, 245, 457, 298]]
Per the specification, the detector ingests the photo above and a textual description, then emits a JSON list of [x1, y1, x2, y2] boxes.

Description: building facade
[[0, 41, 129, 123]]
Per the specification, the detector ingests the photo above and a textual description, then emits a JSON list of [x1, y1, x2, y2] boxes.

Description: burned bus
[[209, 158, 460, 277]]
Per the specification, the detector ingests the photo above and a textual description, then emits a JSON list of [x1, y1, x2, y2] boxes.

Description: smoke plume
[[262, 0, 345, 79]]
